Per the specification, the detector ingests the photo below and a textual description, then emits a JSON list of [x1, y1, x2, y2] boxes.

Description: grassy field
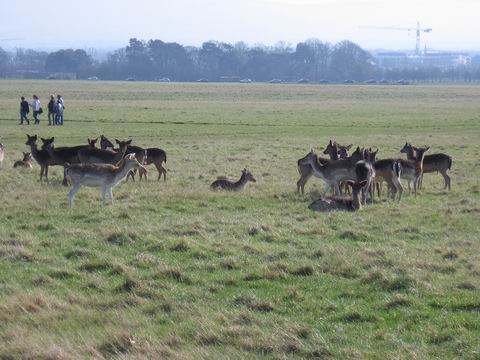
[[0, 80, 479, 359]]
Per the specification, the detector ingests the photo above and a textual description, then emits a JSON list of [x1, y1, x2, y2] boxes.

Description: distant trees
[[45, 49, 93, 77], [1, 39, 480, 82]]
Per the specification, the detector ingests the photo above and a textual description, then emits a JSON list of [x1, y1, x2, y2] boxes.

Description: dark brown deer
[[308, 180, 368, 212], [137, 147, 167, 182], [13, 152, 33, 169], [100, 135, 115, 150], [41, 137, 97, 165], [400, 142, 452, 191], [78, 139, 131, 165], [26, 134, 55, 181], [397, 146, 430, 197], [373, 159, 403, 201], [211, 168, 256, 191]]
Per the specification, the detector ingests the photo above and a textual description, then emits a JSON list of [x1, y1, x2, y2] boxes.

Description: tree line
[[1, 38, 480, 82]]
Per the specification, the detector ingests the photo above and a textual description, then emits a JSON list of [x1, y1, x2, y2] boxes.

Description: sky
[[1, 0, 479, 52]]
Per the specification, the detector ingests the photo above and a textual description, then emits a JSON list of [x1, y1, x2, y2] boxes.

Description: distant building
[[373, 51, 471, 70]]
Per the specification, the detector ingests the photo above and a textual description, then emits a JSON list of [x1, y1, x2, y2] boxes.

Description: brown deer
[[308, 180, 368, 212], [13, 152, 33, 168], [303, 148, 366, 196], [26, 134, 56, 181], [78, 139, 131, 165], [211, 168, 256, 191], [400, 142, 452, 191], [136, 147, 167, 182], [373, 159, 403, 201], [125, 145, 148, 181], [296, 140, 353, 194], [63, 153, 146, 208], [100, 135, 115, 150], [41, 137, 97, 165], [396, 146, 429, 197], [354, 148, 378, 204]]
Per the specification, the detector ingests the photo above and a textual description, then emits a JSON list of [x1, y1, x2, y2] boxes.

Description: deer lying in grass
[[400, 142, 452, 191], [308, 180, 368, 212], [26, 134, 56, 181], [211, 168, 256, 191], [0, 143, 4, 167], [13, 152, 33, 169], [41, 137, 97, 165], [63, 153, 145, 208], [78, 139, 131, 165]]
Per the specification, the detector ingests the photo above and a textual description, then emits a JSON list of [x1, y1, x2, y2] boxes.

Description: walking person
[[47, 95, 56, 126], [31, 95, 42, 124], [19, 96, 30, 125], [55, 94, 65, 125]]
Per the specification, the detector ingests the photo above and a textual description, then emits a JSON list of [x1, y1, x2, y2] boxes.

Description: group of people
[[19, 94, 65, 126]]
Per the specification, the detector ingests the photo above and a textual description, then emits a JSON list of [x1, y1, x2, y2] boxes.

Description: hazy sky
[[1, 0, 479, 51]]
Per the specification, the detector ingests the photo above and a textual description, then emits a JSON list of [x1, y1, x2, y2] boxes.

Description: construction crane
[[360, 22, 432, 55]]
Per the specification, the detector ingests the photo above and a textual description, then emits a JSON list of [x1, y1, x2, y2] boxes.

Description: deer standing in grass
[[135, 148, 168, 182], [396, 146, 429, 197], [100, 135, 115, 150], [63, 153, 146, 208], [400, 142, 452, 191], [41, 137, 97, 165], [211, 168, 256, 191], [303, 148, 366, 196], [373, 159, 403, 201], [355, 148, 378, 204], [78, 139, 131, 164], [308, 180, 368, 212], [296, 140, 353, 194], [13, 152, 33, 169], [26, 134, 57, 181]]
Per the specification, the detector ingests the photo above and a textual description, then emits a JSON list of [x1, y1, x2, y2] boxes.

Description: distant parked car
[[379, 79, 389, 84], [46, 75, 56, 80], [157, 77, 171, 82], [197, 78, 209, 83], [125, 77, 136, 81], [269, 78, 282, 84], [240, 78, 252, 83], [87, 76, 99, 81], [343, 79, 355, 84], [318, 79, 330, 84], [396, 79, 410, 85], [365, 79, 377, 84], [297, 78, 309, 84]]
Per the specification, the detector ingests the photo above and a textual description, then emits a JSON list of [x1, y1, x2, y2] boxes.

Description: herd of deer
[[19, 134, 167, 207], [0, 136, 452, 211], [298, 140, 452, 212]]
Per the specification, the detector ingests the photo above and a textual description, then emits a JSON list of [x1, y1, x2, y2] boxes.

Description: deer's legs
[[440, 170, 451, 191], [108, 187, 113, 204], [68, 184, 81, 208], [297, 171, 312, 194], [392, 177, 403, 202]]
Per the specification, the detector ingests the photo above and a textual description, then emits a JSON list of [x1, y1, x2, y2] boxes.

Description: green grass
[[0, 80, 479, 359]]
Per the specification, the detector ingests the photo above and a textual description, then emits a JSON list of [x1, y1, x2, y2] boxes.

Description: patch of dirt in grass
[[289, 265, 314, 276], [48, 270, 78, 280], [384, 294, 413, 309], [98, 334, 135, 357], [169, 240, 190, 252], [79, 259, 113, 272], [64, 249, 91, 259], [362, 270, 416, 291], [105, 232, 138, 245], [338, 311, 377, 323], [457, 282, 476, 290]]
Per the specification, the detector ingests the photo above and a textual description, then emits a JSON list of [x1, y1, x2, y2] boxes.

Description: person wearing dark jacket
[[47, 95, 55, 125], [19, 96, 29, 125]]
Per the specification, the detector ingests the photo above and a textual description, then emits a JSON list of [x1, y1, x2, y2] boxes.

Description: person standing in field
[[19, 96, 30, 125], [47, 95, 56, 126], [55, 94, 65, 125], [31, 95, 41, 124]]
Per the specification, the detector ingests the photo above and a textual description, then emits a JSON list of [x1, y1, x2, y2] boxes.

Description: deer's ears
[[115, 139, 120, 144], [424, 146, 430, 152], [359, 180, 368, 188], [346, 180, 355, 188], [126, 139, 132, 145], [346, 144, 353, 150], [40, 137, 46, 142], [23, 152, 27, 156]]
